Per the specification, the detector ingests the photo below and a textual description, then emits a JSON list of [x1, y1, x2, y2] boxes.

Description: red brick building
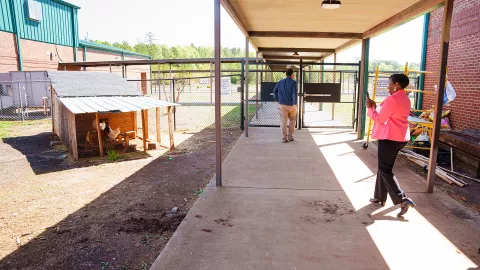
[[423, 0, 480, 130]]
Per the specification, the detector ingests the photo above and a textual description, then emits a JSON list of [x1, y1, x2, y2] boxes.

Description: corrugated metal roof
[[59, 96, 178, 114], [48, 71, 141, 97]]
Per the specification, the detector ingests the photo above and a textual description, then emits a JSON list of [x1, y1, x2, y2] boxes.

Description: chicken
[[108, 127, 121, 140]]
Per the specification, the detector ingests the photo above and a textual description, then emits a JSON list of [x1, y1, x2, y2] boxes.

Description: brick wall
[[423, 0, 480, 130], [0, 32, 19, 72], [21, 39, 75, 71]]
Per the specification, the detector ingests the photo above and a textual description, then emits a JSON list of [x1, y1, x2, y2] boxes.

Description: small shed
[[48, 71, 177, 160]]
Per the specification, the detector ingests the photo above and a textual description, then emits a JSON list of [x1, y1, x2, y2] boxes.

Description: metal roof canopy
[[59, 96, 178, 114], [49, 71, 178, 114], [221, 0, 445, 60]]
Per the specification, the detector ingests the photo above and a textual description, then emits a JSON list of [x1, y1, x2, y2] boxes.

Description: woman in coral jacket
[[366, 73, 416, 217]]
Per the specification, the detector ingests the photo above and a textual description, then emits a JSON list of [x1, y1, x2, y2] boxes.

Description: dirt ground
[[396, 155, 480, 213], [0, 120, 242, 270]]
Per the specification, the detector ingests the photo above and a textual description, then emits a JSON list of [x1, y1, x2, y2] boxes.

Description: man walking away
[[273, 69, 298, 143]]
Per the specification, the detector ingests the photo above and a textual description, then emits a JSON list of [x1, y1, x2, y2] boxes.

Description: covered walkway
[[151, 128, 480, 269]]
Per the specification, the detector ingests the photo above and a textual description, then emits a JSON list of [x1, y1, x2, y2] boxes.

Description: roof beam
[[363, 0, 444, 39], [249, 31, 363, 39], [262, 55, 325, 61], [258, 47, 335, 53], [335, 40, 361, 54]]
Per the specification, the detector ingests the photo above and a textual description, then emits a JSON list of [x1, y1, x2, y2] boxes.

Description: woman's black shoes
[[369, 198, 386, 207]]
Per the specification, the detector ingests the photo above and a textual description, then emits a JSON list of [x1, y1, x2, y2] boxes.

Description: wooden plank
[[262, 55, 325, 61], [250, 31, 363, 39], [141, 109, 147, 152], [426, 0, 454, 194], [133, 111, 137, 135], [69, 109, 78, 161], [335, 39, 361, 54], [95, 113, 104, 156], [258, 47, 335, 53], [363, 0, 444, 38], [156, 107, 161, 143], [144, 109, 149, 139], [167, 106, 174, 150]]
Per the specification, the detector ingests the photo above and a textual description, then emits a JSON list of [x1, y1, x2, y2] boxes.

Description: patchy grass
[[0, 119, 50, 138]]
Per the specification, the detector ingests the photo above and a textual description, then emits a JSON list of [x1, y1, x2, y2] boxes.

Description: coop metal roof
[[58, 96, 178, 114], [47, 71, 141, 97]]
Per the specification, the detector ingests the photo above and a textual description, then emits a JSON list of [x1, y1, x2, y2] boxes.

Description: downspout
[[71, 7, 78, 62], [9, 0, 23, 71], [417, 13, 430, 110], [83, 46, 87, 70]]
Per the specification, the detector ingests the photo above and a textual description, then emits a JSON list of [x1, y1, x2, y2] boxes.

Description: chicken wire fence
[[0, 80, 52, 121]]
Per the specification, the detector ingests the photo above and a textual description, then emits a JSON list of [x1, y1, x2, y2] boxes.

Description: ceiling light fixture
[[321, 0, 341, 9]]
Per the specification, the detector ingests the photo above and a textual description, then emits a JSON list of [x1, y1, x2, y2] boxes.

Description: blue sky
[[68, 0, 424, 63]]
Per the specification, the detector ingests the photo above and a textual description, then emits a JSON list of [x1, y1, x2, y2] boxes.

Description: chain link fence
[[0, 79, 51, 121]]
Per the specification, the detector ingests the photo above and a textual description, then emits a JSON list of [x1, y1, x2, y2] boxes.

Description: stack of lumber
[[400, 150, 480, 187]]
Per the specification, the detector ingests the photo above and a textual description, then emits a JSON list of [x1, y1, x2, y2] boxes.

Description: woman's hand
[[366, 97, 376, 109]]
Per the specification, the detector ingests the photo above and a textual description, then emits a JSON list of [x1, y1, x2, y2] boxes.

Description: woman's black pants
[[374, 140, 408, 205]]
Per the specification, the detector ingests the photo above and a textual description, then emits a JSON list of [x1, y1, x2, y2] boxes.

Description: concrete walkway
[[151, 128, 480, 270]]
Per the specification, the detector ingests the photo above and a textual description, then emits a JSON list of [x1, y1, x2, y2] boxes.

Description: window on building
[[26, 0, 43, 22]]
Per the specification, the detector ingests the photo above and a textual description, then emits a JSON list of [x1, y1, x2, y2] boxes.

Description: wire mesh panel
[[0, 80, 52, 121], [129, 73, 243, 144], [302, 68, 358, 129]]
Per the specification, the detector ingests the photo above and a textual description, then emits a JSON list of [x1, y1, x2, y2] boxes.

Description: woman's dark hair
[[286, 69, 294, 77], [389, 74, 410, 89]]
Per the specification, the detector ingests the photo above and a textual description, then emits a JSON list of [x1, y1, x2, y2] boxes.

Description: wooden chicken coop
[[48, 71, 178, 160]]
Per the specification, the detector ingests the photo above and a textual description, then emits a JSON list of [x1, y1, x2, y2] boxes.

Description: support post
[[109, 64, 112, 73], [418, 13, 430, 110], [172, 80, 176, 131], [332, 54, 337, 120], [122, 65, 125, 78], [210, 61, 213, 104], [426, 0, 454, 193], [95, 113, 104, 156], [245, 37, 249, 137], [167, 106, 174, 150], [255, 51, 259, 119], [156, 107, 161, 143], [240, 59, 245, 130], [214, 0, 222, 186], [357, 38, 370, 139], [141, 109, 147, 152], [298, 59, 303, 130]]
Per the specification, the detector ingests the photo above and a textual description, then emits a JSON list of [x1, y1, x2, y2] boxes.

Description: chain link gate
[[248, 69, 299, 128], [301, 63, 359, 129]]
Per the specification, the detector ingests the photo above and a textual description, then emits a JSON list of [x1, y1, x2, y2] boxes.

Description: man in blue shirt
[[273, 69, 298, 143]]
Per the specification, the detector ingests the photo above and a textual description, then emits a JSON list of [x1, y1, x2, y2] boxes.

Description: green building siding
[[0, 0, 14, 32], [1, 0, 78, 47]]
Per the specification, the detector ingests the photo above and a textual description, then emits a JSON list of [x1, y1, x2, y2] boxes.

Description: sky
[[68, 0, 424, 63]]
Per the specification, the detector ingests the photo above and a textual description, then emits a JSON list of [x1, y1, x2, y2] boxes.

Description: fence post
[[18, 82, 24, 121], [240, 59, 245, 130], [172, 79, 176, 131]]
